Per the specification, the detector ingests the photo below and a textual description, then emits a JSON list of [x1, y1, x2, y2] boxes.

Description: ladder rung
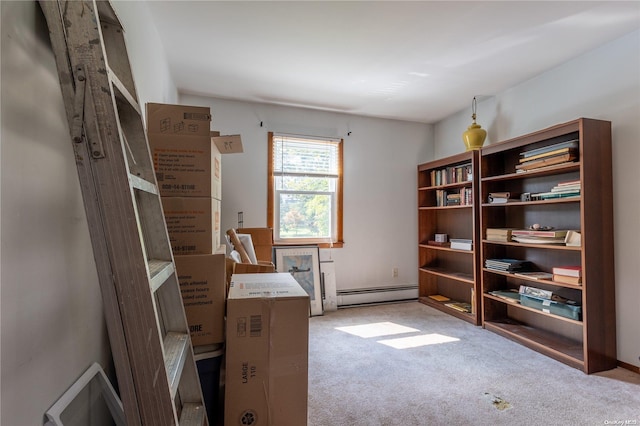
[[148, 259, 174, 292], [110, 67, 141, 114], [179, 403, 205, 426], [163, 332, 189, 399], [129, 174, 158, 194]]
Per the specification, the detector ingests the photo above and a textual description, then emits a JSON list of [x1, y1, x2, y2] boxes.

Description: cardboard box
[[225, 273, 309, 426], [236, 228, 273, 263], [212, 134, 244, 153], [147, 103, 211, 136], [149, 133, 222, 199], [175, 253, 226, 346], [162, 197, 220, 255]]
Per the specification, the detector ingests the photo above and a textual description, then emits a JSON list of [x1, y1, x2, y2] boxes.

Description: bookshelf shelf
[[417, 151, 481, 325], [482, 240, 581, 251], [483, 319, 584, 369], [479, 118, 616, 374], [482, 268, 584, 290]]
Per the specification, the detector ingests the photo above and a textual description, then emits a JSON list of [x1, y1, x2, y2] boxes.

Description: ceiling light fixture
[[462, 96, 487, 151]]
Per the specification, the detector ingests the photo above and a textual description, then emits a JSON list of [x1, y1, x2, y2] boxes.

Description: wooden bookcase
[[417, 151, 481, 325], [479, 118, 616, 374]]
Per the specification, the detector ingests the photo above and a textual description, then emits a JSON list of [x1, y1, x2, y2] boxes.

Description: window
[[268, 132, 343, 248]]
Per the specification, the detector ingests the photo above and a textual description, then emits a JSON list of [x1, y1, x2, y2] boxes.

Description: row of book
[[515, 139, 579, 173], [427, 294, 473, 313], [485, 228, 581, 246], [430, 163, 472, 186], [485, 258, 582, 285], [530, 179, 581, 200], [435, 188, 473, 206], [487, 178, 581, 204]]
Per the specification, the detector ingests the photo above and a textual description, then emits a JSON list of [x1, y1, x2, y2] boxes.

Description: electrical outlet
[[392, 267, 398, 278]]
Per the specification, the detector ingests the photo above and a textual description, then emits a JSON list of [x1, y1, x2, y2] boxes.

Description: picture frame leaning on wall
[[274, 245, 323, 316]]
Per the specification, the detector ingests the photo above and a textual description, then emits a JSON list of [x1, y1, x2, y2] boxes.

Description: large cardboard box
[[147, 102, 211, 136], [162, 197, 220, 255], [225, 273, 309, 426], [149, 133, 222, 199], [175, 253, 226, 346]]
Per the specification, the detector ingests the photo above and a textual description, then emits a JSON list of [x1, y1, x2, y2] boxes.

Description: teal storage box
[[520, 294, 581, 320]]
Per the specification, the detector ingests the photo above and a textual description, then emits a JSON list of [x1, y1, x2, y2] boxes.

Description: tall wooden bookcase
[[417, 151, 481, 325], [479, 118, 616, 374]]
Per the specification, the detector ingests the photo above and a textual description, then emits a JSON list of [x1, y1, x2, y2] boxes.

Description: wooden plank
[[179, 403, 206, 426], [163, 332, 189, 398]]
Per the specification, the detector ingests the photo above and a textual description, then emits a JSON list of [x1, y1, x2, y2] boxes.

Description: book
[[515, 152, 577, 171], [428, 294, 450, 302], [450, 238, 472, 250], [514, 271, 554, 280], [489, 290, 521, 304], [551, 184, 581, 192], [552, 265, 582, 277], [486, 228, 513, 242], [450, 241, 472, 250], [531, 190, 581, 200], [520, 139, 579, 159], [519, 146, 574, 163], [552, 274, 582, 285], [486, 228, 513, 235], [511, 229, 568, 238], [556, 179, 581, 187], [511, 236, 566, 245], [564, 230, 581, 247], [485, 258, 531, 272], [444, 302, 472, 313], [488, 196, 517, 204], [488, 192, 511, 198], [519, 285, 553, 299], [516, 161, 578, 174]]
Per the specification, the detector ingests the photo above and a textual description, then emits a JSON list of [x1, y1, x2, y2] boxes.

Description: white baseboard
[[336, 285, 418, 308]]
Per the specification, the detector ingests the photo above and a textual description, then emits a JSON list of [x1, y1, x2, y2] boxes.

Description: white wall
[[434, 30, 640, 369], [113, 0, 178, 113], [180, 94, 433, 292], [0, 2, 177, 425]]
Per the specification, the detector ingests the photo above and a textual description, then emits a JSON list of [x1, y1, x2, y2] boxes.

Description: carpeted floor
[[307, 301, 640, 426]]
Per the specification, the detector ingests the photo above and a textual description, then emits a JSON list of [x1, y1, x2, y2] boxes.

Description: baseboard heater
[[336, 285, 418, 308]]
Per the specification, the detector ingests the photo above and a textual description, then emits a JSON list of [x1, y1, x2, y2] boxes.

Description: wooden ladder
[[39, 1, 207, 425]]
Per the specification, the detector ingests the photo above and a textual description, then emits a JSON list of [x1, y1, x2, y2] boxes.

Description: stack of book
[[485, 258, 531, 273], [511, 229, 568, 245], [450, 238, 472, 250], [515, 139, 578, 173], [487, 191, 517, 204], [531, 179, 581, 201], [446, 193, 461, 206], [486, 228, 512, 242], [552, 265, 582, 285], [436, 188, 473, 207]]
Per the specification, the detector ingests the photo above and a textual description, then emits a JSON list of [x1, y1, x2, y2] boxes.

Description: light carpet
[[307, 301, 640, 426]]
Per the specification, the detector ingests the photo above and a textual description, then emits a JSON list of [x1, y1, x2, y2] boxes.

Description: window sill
[[273, 241, 343, 249]]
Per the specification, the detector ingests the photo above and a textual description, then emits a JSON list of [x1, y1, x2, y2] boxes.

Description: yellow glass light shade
[[462, 116, 487, 151]]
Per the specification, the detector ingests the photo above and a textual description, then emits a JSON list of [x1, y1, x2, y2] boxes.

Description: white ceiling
[[145, 1, 640, 124]]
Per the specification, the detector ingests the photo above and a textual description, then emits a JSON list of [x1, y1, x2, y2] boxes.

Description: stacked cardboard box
[[147, 102, 226, 347]]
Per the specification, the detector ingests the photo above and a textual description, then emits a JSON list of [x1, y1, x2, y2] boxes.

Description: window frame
[[267, 131, 344, 248]]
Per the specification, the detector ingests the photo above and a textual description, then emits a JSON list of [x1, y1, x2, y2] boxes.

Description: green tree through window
[[268, 133, 343, 247]]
